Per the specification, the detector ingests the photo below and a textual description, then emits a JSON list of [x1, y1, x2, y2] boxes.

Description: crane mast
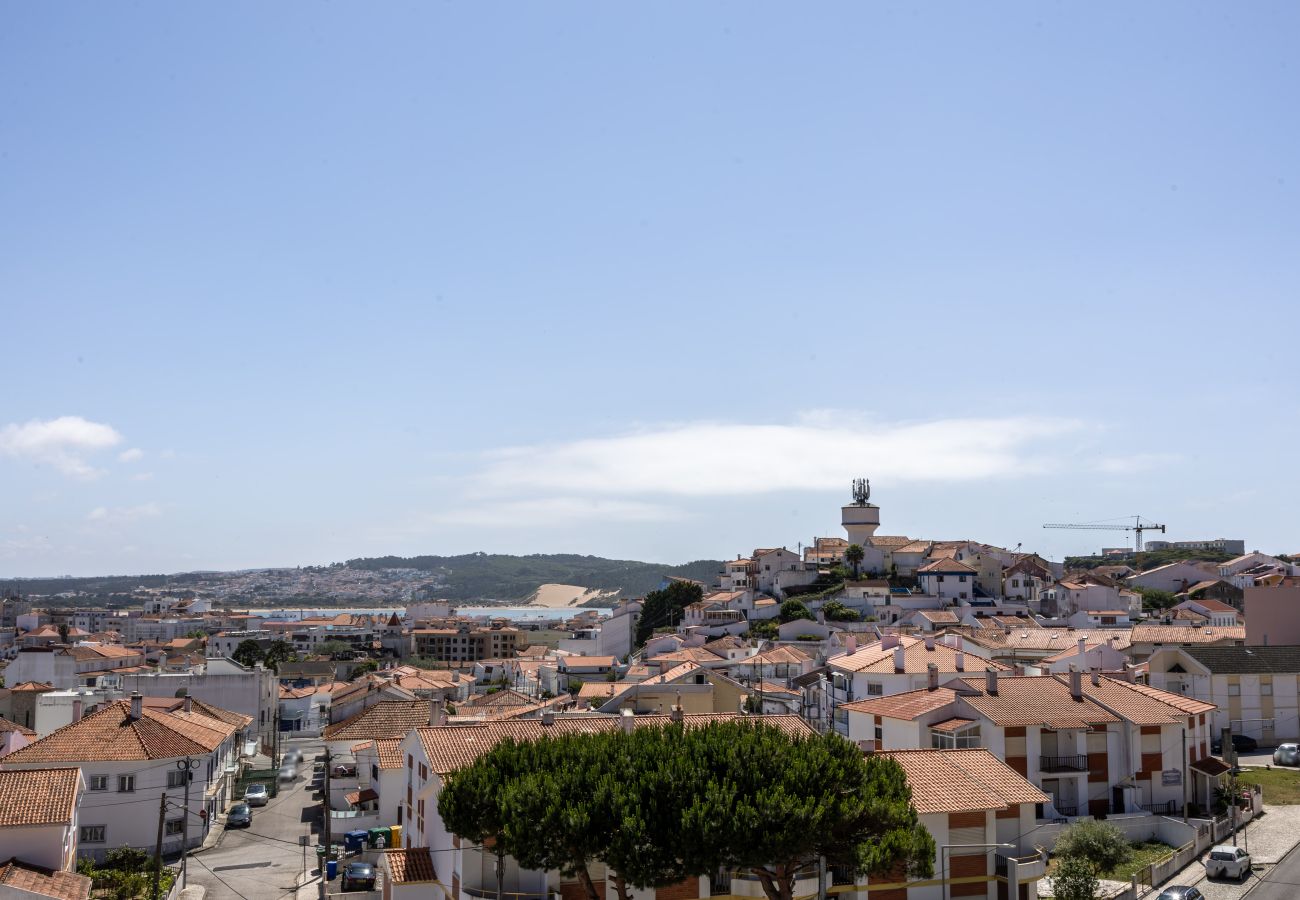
[[1042, 516, 1167, 552]]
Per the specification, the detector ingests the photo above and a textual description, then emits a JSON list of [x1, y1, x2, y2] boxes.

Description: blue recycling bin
[[326, 859, 338, 880], [344, 830, 367, 852]]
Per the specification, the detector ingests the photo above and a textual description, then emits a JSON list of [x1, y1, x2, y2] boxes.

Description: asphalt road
[[188, 737, 324, 900], [1237, 838, 1300, 900]]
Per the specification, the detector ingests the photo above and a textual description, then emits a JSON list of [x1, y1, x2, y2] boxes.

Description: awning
[[1190, 757, 1232, 777], [344, 788, 379, 806]]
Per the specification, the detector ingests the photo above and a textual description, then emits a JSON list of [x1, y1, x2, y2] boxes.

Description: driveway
[[188, 737, 325, 900]]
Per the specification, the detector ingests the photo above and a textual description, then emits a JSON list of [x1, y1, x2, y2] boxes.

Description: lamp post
[[176, 757, 201, 888]]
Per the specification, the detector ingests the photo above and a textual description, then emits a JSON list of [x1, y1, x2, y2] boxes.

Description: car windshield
[[1282, 744, 1298, 751], [1210, 851, 1235, 860], [248, 784, 265, 792], [348, 865, 373, 874], [232, 805, 249, 814]]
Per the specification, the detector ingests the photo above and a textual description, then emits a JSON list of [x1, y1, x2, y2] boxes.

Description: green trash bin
[[367, 826, 392, 849]]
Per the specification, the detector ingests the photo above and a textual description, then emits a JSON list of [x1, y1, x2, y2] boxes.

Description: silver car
[[1273, 743, 1299, 766], [243, 783, 269, 806]]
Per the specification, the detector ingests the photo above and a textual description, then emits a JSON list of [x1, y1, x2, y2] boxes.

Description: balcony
[[1039, 755, 1088, 773], [1141, 800, 1178, 816], [995, 848, 1047, 881], [462, 887, 553, 900]]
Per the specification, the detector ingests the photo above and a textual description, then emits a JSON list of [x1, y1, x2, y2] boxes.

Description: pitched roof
[[649, 647, 726, 665], [1185, 646, 1300, 675], [0, 715, 36, 737], [1069, 674, 1214, 723], [830, 636, 1007, 675], [928, 716, 979, 733], [384, 848, 437, 884], [8, 682, 54, 692], [1131, 625, 1245, 645], [3, 700, 239, 764], [0, 768, 81, 826], [870, 536, 915, 548], [746, 646, 812, 665], [0, 860, 91, 900], [416, 714, 815, 775], [558, 656, 616, 669], [1181, 594, 1239, 612], [918, 558, 977, 574], [1190, 757, 1232, 777], [839, 687, 960, 720], [353, 737, 405, 769], [323, 700, 433, 741], [955, 676, 1120, 729], [881, 749, 1049, 815], [916, 610, 961, 624], [962, 627, 1132, 653], [463, 689, 533, 709]]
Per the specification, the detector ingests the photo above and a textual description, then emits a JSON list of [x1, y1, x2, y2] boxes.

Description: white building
[[0, 767, 85, 873], [0, 693, 249, 862], [122, 657, 277, 751]]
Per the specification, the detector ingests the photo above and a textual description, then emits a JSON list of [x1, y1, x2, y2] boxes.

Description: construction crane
[[1042, 516, 1167, 553]]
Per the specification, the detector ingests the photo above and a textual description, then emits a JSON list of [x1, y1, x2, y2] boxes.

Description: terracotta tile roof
[[1190, 757, 1232, 777], [577, 683, 619, 700], [0, 715, 36, 737], [2, 700, 240, 764], [1130, 625, 1245, 645], [928, 716, 979, 733], [916, 610, 960, 624], [1080, 675, 1216, 720], [839, 688, 960, 720], [0, 860, 91, 900], [955, 676, 1121, 729], [323, 700, 433, 741], [746, 646, 812, 665], [384, 848, 437, 884], [870, 536, 914, 548], [881, 749, 1049, 815], [0, 768, 81, 826], [894, 541, 932, 555], [187, 698, 254, 729], [650, 647, 726, 665], [558, 656, 616, 669], [918, 558, 977, 574], [344, 787, 379, 805], [702, 636, 748, 653], [281, 686, 315, 699], [370, 737, 405, 769], [417, 714, 815, 775], [830, 636, 1007, 675], [8, 682, 54, 692], [464, 689, 534, 709], [962, 628, 1132, 653]]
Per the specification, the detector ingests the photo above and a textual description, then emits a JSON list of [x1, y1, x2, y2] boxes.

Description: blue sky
[[3, 2, 1298, 576]]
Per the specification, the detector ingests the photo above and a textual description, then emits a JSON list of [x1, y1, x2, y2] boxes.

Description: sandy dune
[[527, 583, 616, 608]]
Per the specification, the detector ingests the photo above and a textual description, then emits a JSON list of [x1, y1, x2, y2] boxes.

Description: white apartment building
[[122, 657, 276, 750], [0, 693, 249, 862], [1147, 645, 1300, 745]]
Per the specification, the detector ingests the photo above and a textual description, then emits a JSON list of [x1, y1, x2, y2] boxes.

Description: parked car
[[243, 783, 269, 806], [1211, 734, 1258, 754], [1156, 888, 1203, 900], [227, 803, 253, 828], [282, 748, 303, 765], [1204, 845, 1252, 881], [278, 764, 297, 782], [341, 862, 376, 891], [1273, 743, 1299, 766]]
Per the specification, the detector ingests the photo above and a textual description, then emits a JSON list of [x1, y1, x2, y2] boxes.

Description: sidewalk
[[1151, 805, 1300, 899]]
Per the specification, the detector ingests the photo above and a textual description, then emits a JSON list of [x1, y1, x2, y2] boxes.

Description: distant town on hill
[[0, 553, 726, 607]]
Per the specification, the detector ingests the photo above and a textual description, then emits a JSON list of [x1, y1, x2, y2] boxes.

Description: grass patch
[[1240, 766, 1300, 804], [1047, 840, 1177, 882]]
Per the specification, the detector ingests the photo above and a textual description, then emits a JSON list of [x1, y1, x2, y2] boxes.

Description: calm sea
[[246, 606, 610, 622]]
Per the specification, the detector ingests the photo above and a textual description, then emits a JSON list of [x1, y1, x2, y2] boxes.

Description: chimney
[[620, 708, 635, 734], [1069, 665, 1082, 701], [129, 691, 143, 721], [1077, 638, 1086, 658], [984, 667, 998, 696], [924, 634, 935, 651], [955, 651, 965, 672], [893, 644, 906, 673], [846, 634, 857, 654], [670, 704, 684, 724], [394, 674, 402, 686], [1091, 666, 1101, 687], [881, 634, 898, 651], [800, 657, 815, 675], [158, 651, 168, 670], [540, 708, 555, 726], [72, 698, 82, 723], [429, 702, 446, 727], [183, 690, 192, 713], [927, 663, 938, 691], [451, 670, 461, 683]]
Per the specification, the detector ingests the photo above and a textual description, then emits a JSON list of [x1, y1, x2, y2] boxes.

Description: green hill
[[345, 553, 723, 602]]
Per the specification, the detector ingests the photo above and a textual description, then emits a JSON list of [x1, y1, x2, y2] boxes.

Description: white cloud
[[1092, 453, 1180, 474], [426, 497, 682, 527], [469, 415, 1087, 499], [0, 416, 123, 477], [118, 448, 144, 463], [86, 502, 163, 525]]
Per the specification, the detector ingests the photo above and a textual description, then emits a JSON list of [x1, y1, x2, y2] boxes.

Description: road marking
[[212, 862, 275, 872]]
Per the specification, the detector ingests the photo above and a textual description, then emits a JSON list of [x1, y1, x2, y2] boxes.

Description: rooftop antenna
[[851, 477, 870, 506]]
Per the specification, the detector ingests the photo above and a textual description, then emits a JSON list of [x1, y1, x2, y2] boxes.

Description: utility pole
[[322, 746, 332, 855], [177, 757, 198, 888], [153, 793, 167, 900]]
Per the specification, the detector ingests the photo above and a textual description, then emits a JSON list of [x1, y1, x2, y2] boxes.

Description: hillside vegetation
[[345, 553, 722, 602], [1064, 548, 1234, 572]]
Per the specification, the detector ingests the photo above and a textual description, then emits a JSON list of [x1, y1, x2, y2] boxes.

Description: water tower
[[842, 477, 881, 545]]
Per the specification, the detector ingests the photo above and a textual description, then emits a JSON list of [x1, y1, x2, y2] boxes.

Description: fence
[[234, 768, 280, 800]]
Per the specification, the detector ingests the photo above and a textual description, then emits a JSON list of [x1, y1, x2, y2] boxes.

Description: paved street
[[189, 737, 325, 900]]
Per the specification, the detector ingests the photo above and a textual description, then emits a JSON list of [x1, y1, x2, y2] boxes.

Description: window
[[937, 575, 945, 583], [959, 575, 967, 583], [407, 754, 413, 769], [419, 762, 428, 781], [165, 818, 185, 836], [81, 825, 106, 844], [874, 722, 882, 743], [88, 775, 109, 792], [168, 770, 188, 788], [930, 725, 980, 750], [1228, 684, 1241, 697], [118, 775, 135, 793], [866, 683, 883, 696], [1262, 683, 1273, 696]]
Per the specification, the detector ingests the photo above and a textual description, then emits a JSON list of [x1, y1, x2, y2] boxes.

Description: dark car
[[1156, 887, 1203, 900], [341, 862, 376, 891], [227, 803, 252, 828], [1212, 734, 1259, 754]]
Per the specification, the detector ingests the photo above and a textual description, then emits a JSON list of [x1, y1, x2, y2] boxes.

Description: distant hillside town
[[2, 480, 1299, 900]]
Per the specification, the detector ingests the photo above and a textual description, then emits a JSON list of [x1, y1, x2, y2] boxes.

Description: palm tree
[[845, 544, 865, 580]]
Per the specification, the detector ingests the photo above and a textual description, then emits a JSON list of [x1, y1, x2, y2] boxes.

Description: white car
[[1204, 845, 1251, 881], [278, 764, 297, 783], [243, 783, 269, 806]]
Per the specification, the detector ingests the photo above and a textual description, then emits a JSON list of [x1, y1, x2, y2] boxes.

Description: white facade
[[122, 659, 274, 747]]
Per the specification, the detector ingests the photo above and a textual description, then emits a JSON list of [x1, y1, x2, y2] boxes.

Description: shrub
[[1051, 856, 1098, 900], [1054, 820, 1131, 874]]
